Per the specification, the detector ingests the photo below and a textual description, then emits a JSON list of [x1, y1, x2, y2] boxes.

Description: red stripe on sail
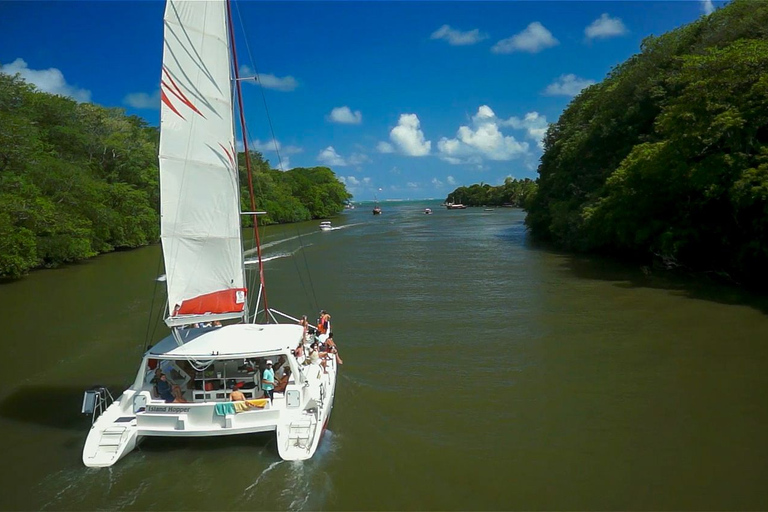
[[162, 67, 206, 118], [176, 288, 247, 316], [220, 143, 235, 169], [161, 89, 185, 120]]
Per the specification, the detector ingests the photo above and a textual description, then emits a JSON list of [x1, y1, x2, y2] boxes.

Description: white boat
[[424, 208, 432, 214], [445, 202, 467, 210], [81, 0, 337, 468], [319, 221, 332, 231]]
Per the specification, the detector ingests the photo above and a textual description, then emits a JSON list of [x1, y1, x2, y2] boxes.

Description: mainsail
[[159, 0, 245, 325]]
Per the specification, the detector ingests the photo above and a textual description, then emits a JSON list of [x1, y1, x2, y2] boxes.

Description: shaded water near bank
[[1, 201, 767, 510]]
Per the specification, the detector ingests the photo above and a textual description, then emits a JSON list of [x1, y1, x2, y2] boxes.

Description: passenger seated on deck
[[274, 368, 291, 393], [172, 386, 188, 403], [156, 373, 175, 403], [230, 382, 246, 402]]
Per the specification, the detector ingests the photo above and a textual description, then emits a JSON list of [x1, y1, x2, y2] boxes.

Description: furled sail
[[159, 0, 245, 325]]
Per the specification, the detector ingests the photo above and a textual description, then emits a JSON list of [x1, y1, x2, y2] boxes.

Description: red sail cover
[[176, 288, 247, 316]]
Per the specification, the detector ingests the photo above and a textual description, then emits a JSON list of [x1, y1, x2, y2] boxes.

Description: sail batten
[[159, 0, 245, 322]]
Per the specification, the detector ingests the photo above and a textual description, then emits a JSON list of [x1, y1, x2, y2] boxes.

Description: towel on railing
[[214, 402, 236, 416], [232, 399, 268, 412]]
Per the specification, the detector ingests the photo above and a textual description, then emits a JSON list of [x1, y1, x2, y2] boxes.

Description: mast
[[226, 0, 270, 323]]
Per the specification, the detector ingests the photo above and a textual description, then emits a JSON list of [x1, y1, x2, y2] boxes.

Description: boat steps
[[99, 426, 129, 452], [287, 418, 315, 449]]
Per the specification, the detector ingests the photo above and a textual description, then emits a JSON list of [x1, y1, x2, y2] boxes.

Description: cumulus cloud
[[437, 105, 528, 164], [543, 74, 595, 97], [498, 111, 549, 149], [317, 146, 368, 167], [387, 114, 431, 156], [1, 58, 91, 102], [585, 14, 628, 40], [377, 141, 395, 153], [249, 138, 303, 155], [240, 65, 298, 91], [701, 0, 715, 14], [124, 90, 160, 109], [492, 22, 558, 54], [318, 146, 346, 166], [430, 24, 488, 46], [447, 176, 456, 185], [431, 177, 443, 187], [328, 106, 362, 124]]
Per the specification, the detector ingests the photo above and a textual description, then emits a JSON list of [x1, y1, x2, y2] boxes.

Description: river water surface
[[1, 202, 767, 510]]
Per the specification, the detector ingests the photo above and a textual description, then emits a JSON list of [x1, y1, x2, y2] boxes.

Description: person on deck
[[156, 374, 175, 403], [262, 360, 275, 401], [274, 368, 291, 393], [230, 382, 246, 402], [317, 310, 330, 335], [326, 334, 344, 365]]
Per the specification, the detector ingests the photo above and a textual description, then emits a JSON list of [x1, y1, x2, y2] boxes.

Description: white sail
[[159, 0, 245, 324]]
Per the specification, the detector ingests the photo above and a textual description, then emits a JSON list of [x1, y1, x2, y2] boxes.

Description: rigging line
[[142, 250, 166, 357], [234, 2, 320, 314], [228, 0, 270, 322]]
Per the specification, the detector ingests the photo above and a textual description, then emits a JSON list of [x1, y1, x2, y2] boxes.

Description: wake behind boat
[[81, 0, 338, 468]]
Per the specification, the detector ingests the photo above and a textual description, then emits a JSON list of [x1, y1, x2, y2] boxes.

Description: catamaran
[[81, 0, 337, 468]]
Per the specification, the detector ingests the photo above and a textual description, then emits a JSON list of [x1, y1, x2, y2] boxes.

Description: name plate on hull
[[146, 405, 192, 414]]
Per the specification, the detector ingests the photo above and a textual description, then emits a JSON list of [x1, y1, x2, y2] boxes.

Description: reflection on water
[[1, 201, 767, 510]]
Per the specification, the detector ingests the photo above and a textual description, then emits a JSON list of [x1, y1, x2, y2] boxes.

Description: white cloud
[[328, 106, 362, 124], [388, 113, 431, 156], [317, 146, 347, 166], [240, 65, 298, 91], [407, 182, 419, 189], [377, 141, 395, 153], [345, 176, 361, 186], [499, 111, 549, 149], [437, 105, 529, 164], [701, 0, 715, 14], [585, 14, 628, 40], [123, 90, 160, 109], [0, 58, 91, 102], [431, 177, 443, 187], [430, 24, 488, 46], [250, 138, 303, 155], [543, 74, 595, 97], [316, 146, 368, 167], [447, 176, 456, 185], [492, 22, 558, 54], [363, 177, 371, 184]]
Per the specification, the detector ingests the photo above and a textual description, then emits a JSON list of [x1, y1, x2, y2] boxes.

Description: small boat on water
[[319, 221, 332, 231], [373, 206, 382, 215], [445, 202, 467, 210], [424, 208, 432, 214]]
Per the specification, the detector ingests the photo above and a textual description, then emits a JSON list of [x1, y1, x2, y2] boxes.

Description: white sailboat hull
[[82, 325, 337, 467]]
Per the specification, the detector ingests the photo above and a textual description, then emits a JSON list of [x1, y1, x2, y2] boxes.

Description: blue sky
[[2, 0, 720, 200]]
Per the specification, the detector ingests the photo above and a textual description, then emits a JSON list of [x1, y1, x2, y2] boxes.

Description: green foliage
[[0, 72, 162, 277], [0, 71, 350, 279], [446, 177, 538, 208], [238, 151, 351, 225], [526, 0, 768, 287]]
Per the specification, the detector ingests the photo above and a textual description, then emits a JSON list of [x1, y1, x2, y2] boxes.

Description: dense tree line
[[0, 72, 350, 279], [526, 0, 768, 287], [237, 152, 351, 226], [446, 177, 537, 207]]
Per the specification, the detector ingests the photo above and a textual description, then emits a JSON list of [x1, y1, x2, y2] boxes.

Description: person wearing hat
[[261, 360, 275, 401]]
